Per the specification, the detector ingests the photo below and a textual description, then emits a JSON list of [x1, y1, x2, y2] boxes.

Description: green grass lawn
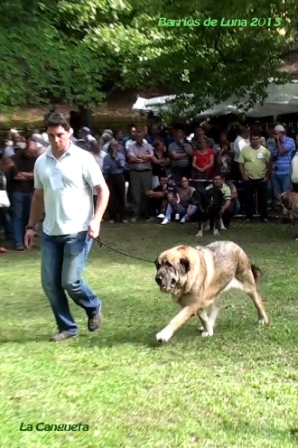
[[1, 221, 298, 448]]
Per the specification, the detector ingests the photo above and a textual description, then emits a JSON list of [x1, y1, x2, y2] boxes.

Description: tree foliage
[[0, 0, 297, 113]]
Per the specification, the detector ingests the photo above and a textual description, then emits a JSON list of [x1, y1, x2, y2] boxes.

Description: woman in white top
[[0, 157, 14, 253]]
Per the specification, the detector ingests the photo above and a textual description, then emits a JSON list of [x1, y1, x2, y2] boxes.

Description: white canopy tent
[[132, 81, 298, 118]]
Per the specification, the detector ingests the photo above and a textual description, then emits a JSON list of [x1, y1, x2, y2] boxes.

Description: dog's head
[[154, 246, 190, 293], [278, 192, 295, 215]]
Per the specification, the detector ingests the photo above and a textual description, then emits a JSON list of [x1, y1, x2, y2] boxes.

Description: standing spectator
[[127, 130, 153, 222], [90, 140, 107, 208], [7, 139, 39, 250], [290, 132, 298, 192], [232, 124, 250, 179], [168, 128, 193, 180], [239, 134, 271, 223], [103, 139, 128, 223], [192, 136, 215, 180], [270, 124, 295, 200], [151, 139, 170, 188]]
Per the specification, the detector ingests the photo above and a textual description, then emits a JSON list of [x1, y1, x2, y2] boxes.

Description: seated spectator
[[103, 139, 128, 223], [161, 176, 196, 224], [146, 176, 168, 221], [205, 174, 232, 228], [151, 139, 171, 188], [192, 136, 215, 180]]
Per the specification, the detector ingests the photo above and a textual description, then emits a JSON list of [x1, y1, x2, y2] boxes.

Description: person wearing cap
[[270, 124, 295, 200]]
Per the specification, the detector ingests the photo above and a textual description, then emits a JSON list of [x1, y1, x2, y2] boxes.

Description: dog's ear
[[179, 258, 190, 275], [154, 258, 161, 269]]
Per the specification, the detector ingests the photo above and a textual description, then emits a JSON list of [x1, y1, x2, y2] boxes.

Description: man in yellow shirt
[[239, 133, 271, 223]]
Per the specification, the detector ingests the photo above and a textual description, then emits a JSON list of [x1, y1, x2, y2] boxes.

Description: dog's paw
[[198, 325, 204, 332], [259, 317, 269, 325], [156, 328, 173, 344], [201, 330, 213, 337], [196, 230, 203, 237]]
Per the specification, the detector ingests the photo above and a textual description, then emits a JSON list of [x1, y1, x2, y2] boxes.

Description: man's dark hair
[[251, 132, 261, 138], [45, 113, 70, 132]]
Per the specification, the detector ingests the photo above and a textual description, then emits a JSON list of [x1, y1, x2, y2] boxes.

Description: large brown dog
[[154, 241, 269, 343], [278, 191, 298, 220]]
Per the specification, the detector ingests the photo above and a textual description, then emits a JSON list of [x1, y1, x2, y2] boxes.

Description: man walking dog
[[24, 113, 109, 341]]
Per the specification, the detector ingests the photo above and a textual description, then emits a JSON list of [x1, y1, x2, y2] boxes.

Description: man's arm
[[276, 137, 295, 155], [183, 143, 194, 157], [19, 172, 34, 180], [221, 199, 231, 214], [83, 153, 110, 223], [171, 151, 187, 160], [239, 163, 249, 181]]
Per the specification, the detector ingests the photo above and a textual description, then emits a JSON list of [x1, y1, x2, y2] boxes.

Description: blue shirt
[[271, 137, 295, 175], [102, 152, 126, 176]]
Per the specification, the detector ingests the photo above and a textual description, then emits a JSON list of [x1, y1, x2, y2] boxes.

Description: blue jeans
[[9, 191, 32, 248], [41, 231, 100, 335], [271, 173, 291, 199], [165, 203, 197, 221]]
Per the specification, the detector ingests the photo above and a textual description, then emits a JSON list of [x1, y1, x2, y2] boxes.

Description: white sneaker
[[180, 217, 186, 224], [196, 230, 203, 237], [175, 213, 180, 221], [109, 220, 115, 224], [122, 219, 129, 224], [130, 217, 137, 223], [161, 218, 170, 225], [204, 224, 210, 231], [157, 213, 165, 219], [213, 229, 220, 236]]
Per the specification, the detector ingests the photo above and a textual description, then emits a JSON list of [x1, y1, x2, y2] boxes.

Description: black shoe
[[88, 309, 102, 332], [50, 332, 77, 342]]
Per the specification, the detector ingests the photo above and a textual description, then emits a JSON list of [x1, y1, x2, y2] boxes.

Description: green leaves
[[0, 0, 297, 113]]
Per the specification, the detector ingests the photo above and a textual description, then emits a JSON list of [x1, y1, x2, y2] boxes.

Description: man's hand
[[24, 229, 35, 249], [88, 219, 101, 239]]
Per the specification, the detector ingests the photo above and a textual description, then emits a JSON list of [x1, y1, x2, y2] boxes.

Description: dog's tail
[[251, 264, 262, 284]]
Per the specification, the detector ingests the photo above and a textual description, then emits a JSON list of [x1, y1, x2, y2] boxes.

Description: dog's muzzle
[[155, 275, 176, 292]]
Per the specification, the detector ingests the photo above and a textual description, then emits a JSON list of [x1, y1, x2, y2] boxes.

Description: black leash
[[96, 238, 155, 264]]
